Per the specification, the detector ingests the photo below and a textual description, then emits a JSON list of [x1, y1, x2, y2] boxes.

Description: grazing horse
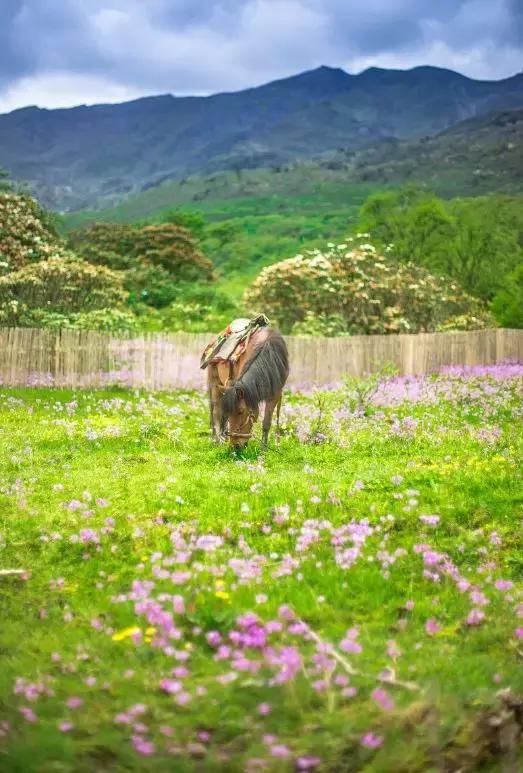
[[207, 327, 289, 449]]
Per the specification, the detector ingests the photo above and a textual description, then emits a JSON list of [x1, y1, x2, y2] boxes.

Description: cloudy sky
[[1, 0, 522, 113]]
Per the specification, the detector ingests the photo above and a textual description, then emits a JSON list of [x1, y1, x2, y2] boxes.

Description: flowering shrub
[[12, 308, 140, 332], [243, 237, 492, 334], [0, 256, 127, 325], [70, 222, 214, 281], [0, 192, 65, 274]]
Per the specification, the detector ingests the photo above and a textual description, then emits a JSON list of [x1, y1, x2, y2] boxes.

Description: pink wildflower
[[66, 696, 83, 709], [297, 756, 321, 769], [132, 736, 155, 756], [494, 580, 513, 591], [466, 608, 485, 625], [419, 515, 440, 526], [360, 732, 383, 749], [371, 688, 395, 711], [425, 618, 441, 636], [19, 706, 37, 722]]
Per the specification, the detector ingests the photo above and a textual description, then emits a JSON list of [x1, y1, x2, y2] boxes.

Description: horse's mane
[[222, 329, 289, 414]]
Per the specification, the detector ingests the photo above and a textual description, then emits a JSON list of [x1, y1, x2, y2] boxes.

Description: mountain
[[61, 106, 523, 229], [341, 106, 523, 195], [1, 65, 522, 211]]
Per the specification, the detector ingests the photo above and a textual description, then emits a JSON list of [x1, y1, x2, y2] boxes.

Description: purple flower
[[206, 631, 222, 647], [269, 744, 290, 758], [159, 679, 182, 695], [19, 706, 37, 723], [66, 696, 83, 709], [371, 688, 394, 711], [297, 756, 321, 769], [425, 619, 441, 636], [360, 732, 383, 749], [419, 515, 440, 526], [466, 608, 485, 626], [494, 579, 513, 592], [132, 736, 155, 756], [79, 529, 99, 545]]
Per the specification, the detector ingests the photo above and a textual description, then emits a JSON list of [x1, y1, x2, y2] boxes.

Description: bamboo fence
[[0, 327, 522, 390]]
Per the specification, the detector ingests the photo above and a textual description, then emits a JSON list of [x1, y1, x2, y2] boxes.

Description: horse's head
[[222, 382, 257, 449]]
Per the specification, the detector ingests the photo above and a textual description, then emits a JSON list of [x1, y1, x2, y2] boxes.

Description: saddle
[[200, 314, 270, 370]]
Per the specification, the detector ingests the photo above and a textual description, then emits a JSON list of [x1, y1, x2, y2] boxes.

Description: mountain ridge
[[1, 64, 522, 211]]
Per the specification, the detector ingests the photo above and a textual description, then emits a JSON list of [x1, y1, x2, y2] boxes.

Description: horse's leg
[[212, 389, 225, 442], [208, 366, 224, 442], [261, 397, 278, 449], [275, 394, 283, 436], [208, 381, 214, 436]]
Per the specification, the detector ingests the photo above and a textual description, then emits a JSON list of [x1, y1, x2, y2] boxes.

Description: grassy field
[[0, 367, 522, 771]]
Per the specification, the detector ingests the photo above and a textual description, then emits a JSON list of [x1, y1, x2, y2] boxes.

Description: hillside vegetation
[[2, 179, 523, 333], [1, 65, 522, 210], [60, 105, 523, 230]]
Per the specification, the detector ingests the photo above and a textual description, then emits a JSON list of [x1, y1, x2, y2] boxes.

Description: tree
[[69, 221, 215, 308], [358, 187, 523, 301], [69, 222, 213, 280], [448, 198, 521, 299], [491, 264, 523, 328], [160, 209, 206, 239]]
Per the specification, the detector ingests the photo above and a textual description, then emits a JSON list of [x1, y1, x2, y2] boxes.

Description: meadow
[[0, 365, 522, 771]]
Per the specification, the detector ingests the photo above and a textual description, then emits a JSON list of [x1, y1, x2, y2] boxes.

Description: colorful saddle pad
[[200, 315, 270, 369]]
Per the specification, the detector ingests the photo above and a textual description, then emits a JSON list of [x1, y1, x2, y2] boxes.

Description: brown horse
[[207, 327, 289, 449]]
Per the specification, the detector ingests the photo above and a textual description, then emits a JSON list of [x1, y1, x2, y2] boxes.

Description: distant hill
[[1, 65, 522, 211], [347, 106, 523, 194], [61, 106, 523, 229]]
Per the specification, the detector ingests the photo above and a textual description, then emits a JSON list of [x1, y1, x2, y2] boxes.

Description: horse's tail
[[223, 330, 289, 413]]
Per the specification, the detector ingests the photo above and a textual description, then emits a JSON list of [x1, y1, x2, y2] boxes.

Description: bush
[[243, 237, 492, 335], [5, 307, 139, 332], [69, 222, 214, 293], [0, 256, 127, 325], [0, 192, 64, 274]]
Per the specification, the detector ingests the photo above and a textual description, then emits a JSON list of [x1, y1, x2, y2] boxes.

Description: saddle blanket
[[200, 314, 270, 369]]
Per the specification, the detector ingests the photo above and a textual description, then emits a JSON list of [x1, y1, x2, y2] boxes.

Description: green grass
[[0, 373, 522, 771]]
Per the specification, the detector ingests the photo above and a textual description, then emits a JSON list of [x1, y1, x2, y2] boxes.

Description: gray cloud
[[0, 0, 522, 112]]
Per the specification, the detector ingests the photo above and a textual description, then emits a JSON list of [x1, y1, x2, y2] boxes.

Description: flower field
[[0, 365, 522, 771]]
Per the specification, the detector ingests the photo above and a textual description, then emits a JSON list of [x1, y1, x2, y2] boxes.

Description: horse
[[207, 327, 289, 450]]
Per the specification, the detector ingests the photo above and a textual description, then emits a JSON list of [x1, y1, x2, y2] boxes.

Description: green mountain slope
[[1, 65, 522, 211], [62, 106, 523, 230], [349, 107, 523, 195]]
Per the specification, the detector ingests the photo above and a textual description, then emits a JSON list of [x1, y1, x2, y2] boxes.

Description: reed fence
[[0, 327, 522, 390]]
